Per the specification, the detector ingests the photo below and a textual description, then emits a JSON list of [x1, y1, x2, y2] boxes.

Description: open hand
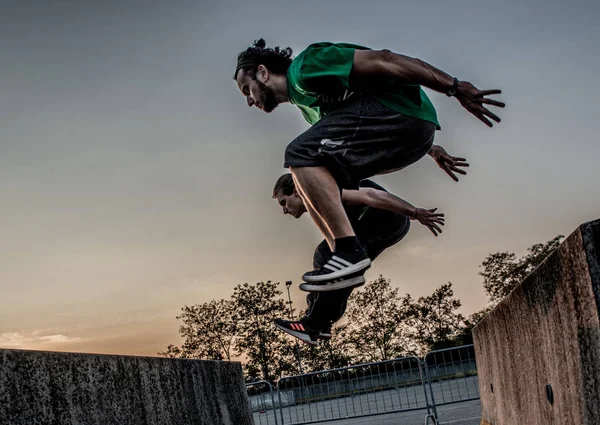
[[429, 145, 469, 182], [412, 207, 445, 237], [455, 81, 505, 127]]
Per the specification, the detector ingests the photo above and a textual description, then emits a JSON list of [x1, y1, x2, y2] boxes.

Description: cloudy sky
[[1, 0, 598, 356]]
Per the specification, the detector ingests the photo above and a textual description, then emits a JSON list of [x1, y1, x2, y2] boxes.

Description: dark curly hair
[[272, 173, 295, 198], [234, 38, 294, 80]]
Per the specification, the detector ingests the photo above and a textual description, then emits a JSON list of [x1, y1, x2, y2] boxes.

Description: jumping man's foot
[[299, 275, 366, 292], [274, 317, 320, 346], [302, 237, 371, 283]]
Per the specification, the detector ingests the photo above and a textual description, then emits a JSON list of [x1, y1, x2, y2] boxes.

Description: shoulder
[[288, 42, 373, 95], [294, 42, 371, 65]]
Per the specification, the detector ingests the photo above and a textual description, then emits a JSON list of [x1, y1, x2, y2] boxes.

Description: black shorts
[[284, 95, 436, 189], [313, 212, 411, 267]]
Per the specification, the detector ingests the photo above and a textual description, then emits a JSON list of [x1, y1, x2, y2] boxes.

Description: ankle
[[334, 236, 362, 253]]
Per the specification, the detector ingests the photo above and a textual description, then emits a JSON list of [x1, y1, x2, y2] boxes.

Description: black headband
[[234, 53, 262, 78]]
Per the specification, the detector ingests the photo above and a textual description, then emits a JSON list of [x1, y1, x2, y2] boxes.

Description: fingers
[[473, 103, 501, 124], [441, 165, 459, 182], [482, 107, 501, 123], [420, 214, 445, 228], [419, 210, 445, 236], [480, 98, 505, 108], [448, 165, 467, 175], [428, 215, 445, 225], [451, 158, 469, 168], [449, 166, 465, 181], [472, 111, 494, 127], [429, 218, 445, 227], [427, 225, 438, 237], [447, 171, 459, 182], [479, 89, 502, 96], [461, 93, 503, 126], [426, 222, 443, 235], [440, 157, 469, 181]]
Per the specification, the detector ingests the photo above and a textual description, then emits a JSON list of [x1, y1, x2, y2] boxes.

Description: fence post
[[246, 380, 280, 425], [423, 355, 440, 422], [423, 344, 481, 423], [417, 357, 439, 424], [276, 380, 285, 425]]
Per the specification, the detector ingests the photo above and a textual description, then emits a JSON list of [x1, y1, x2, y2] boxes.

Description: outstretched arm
[[351, 49, 505, 127], [342, 188, 445, 236]]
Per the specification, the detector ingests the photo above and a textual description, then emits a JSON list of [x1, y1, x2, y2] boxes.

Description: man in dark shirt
[[272, 172, 446, 345]]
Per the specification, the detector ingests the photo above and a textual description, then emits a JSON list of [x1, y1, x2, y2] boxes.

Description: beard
[[256, 79, 279, 113]]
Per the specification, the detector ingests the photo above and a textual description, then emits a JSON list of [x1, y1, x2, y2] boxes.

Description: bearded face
[[236, 68, 280, 113]]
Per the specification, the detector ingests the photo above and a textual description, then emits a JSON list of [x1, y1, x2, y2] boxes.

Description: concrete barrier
[[473, 219, 600, 425], [0, 349, 253, 425]]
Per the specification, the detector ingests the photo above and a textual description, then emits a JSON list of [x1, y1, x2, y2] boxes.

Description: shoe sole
[[303, 259, 371, 282], [275, 323, 318, 346], [299, 275, 365, 292]]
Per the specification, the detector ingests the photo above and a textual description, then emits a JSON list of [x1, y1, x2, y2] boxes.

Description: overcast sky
[[1, 0, 598, 356]]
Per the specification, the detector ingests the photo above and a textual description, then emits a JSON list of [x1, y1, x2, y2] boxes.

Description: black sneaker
[[302, 251, 371, 283], [299, 275, 365, 292], [274, 318, 320, 346]]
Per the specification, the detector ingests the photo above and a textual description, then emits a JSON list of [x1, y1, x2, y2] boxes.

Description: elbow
[[379, 49, 396, 63], [353, 49, 396, 80], [371, 49, 397, 74], [371, 49, 418, 82], [363, 188, 384, 209]]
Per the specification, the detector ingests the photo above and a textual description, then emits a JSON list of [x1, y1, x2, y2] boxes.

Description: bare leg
[[291, 166, 370, 284], [290, 166, 355, 247], [300, 193, 335, 251]]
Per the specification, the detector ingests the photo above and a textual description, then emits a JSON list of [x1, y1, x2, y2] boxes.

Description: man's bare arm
[[342, 188, 445, 236], [351, 49, 505, 127], [342, 187, 417, 216]]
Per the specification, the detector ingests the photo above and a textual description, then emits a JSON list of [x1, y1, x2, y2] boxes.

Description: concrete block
[[473, 219, 600, 425], [0, 349, 253, 425]]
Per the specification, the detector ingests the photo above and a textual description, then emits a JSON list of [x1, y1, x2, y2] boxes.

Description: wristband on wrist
[[447, 77, 459, 97], [411, 207, 419, 219]]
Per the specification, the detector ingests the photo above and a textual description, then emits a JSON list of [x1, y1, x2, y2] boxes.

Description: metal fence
[[247, 345, 479, 425]]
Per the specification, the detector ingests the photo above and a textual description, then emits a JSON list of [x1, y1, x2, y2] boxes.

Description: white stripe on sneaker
[[303, 258, 371, 282], [324, 264, 339, 272], [330, 255, 353, 267], [299, 276, 366, 292], [328, 259, 346, 270]]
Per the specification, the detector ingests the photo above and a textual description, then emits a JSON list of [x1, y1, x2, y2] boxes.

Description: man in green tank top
[[233, 38, 504, 290]]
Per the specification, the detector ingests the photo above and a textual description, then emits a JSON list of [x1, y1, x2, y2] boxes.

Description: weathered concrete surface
[[473, 219, 600, 425], [0, 349, 253, 425]]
